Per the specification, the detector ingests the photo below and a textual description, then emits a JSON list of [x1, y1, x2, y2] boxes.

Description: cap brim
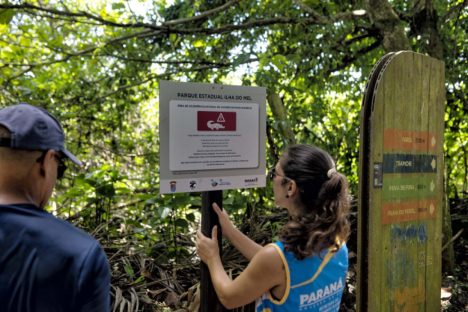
[[62, 148, 83, 167]]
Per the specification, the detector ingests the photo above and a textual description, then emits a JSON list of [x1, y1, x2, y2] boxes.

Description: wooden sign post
[[200, 190, 225, 312], [358, 51, 445, 311]]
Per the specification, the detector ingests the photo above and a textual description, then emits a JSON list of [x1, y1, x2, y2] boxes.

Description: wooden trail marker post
[[159, 81, 266, 312], [357, 51, 445, 312]]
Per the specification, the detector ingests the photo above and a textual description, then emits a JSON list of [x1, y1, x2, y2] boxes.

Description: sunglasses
[[268, 167, 291, 181], [36, 150, 67, 179]]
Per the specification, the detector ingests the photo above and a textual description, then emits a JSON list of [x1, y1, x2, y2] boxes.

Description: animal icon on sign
[[207, 120, 225, 130], [197, 111, 235, 131]]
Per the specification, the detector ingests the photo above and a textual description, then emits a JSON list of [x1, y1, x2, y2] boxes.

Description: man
[[0, 103, 110, 312]]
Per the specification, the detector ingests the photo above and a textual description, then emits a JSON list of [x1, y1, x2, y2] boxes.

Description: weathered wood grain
[[358, 51, 445, 312]]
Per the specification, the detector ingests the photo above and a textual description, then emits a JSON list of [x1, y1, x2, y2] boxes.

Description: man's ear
[[39, 150, 55, 177]]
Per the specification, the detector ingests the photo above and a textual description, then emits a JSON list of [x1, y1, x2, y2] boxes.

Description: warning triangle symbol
[[217, 113, 225, 123]]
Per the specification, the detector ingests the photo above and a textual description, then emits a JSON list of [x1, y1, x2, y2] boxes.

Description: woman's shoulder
[[258, 242, 285, 262], [244, 243, 286, 288], [251, 243, 287, 273]]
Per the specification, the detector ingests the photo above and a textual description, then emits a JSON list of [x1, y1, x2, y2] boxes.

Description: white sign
[[159, 81, 266, 194], [169, 100, 259, 171]]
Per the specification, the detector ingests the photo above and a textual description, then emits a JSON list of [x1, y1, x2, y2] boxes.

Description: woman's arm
[[196, 226, 285, 309], [213, 203, 262, 260]]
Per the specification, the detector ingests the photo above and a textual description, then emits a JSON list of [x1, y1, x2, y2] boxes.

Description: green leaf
[[112, 3, 125, 10], [134, 276, 145, 284], [186, 213, 195, 222], [0, 10, 14, 25], [124, 263, 135, 278], [271, 55, 288, 72], [193, 39, 204, 48], [232, 54, 251, 67], [158, 207, 171, 219], [224, 196, 234, 205], [174, 218, 188, 228]]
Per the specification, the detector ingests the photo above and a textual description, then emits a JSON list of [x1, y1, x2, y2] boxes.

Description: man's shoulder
[[1, 203, 101, 253], [50, 214, 100, 247], [41, 210, 103, 254]]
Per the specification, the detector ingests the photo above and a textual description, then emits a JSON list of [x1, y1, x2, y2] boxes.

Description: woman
[[196, 144, 350, 311]]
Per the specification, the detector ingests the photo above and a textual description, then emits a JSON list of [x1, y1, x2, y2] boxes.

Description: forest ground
[[108, 198, 467, 311]]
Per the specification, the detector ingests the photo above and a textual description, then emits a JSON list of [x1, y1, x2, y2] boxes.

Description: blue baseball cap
[[0, 103, 82, 166]]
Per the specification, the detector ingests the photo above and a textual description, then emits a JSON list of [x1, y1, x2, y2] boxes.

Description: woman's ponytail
[[279, 144, 351, 259]]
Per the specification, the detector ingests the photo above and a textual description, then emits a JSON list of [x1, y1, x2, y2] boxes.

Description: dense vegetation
[[0, 0, 466, 310]]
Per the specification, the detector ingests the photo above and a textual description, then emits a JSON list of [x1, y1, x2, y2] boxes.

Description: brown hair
[[278, 144, 350, 260]]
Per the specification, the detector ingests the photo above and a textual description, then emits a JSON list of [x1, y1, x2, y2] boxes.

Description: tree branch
[[292, 0, 328, 23], [163, 0, 240, 26], [98, 54, 233, 66], [443, 0, 468, 22], [96, 61, 245, 101], [0, 3, 161, 30], [0, 0, 240, 30], [325, 38, 382, 75], [0, 2, 356, 35]]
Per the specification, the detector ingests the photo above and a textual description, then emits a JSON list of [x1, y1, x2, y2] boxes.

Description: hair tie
[[327, 167, 337, 178]]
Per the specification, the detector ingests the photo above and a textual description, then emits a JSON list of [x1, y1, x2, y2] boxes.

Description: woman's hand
[[196, 226, 220, 266], [212, 202, 235, 239], [212, 202, 262, 260]]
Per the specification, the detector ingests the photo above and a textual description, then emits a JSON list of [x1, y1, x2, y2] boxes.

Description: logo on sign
[[197, 111, 236, 131], [189, 181, 197, 190], [244, 177, 259, 186], [170, 181, 177, 192], [210, 178, 231, 187]]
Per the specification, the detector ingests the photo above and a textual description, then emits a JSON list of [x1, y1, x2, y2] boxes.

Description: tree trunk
[[442, 169, 456, 272], [267, 93, 296, 145], [365, 0, 411, 52], [410, 0, 444, 60]]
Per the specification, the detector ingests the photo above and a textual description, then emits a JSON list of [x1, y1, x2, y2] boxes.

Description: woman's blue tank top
[[255, 241, 348, 312]]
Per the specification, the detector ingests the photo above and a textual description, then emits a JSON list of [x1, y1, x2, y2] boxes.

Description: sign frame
[[159, 80, 267, 194]]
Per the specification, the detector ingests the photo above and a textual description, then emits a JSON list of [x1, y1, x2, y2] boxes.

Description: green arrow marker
[[382, 174, 437, 201]]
